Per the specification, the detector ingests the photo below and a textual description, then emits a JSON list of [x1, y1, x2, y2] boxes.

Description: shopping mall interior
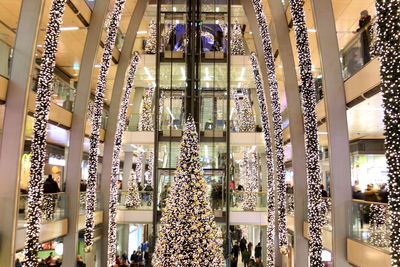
[[0, 0, 398, 266]]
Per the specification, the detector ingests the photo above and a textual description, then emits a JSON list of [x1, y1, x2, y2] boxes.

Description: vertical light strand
[[145, 20, 157, 54], [138, 87, 155, 131], [85, 0, 126, 251], [107, 53, 140, 266], [251, 0, 288, 253], [24, 1, 67, 265], [250, 53, 275, 266], [374, 0, 400, 265], [288, 0, 323, 265], [231, 19, 245, 55]]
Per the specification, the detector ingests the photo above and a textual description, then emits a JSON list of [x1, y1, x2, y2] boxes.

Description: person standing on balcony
[[354, 10, 372, 64]]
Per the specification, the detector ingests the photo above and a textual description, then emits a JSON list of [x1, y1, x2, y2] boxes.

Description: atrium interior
[[0, 0, 398, 266]]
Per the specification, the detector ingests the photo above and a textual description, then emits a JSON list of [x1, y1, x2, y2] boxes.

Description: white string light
[[107, 53, 140, 266], [85, 0, 126, 252], [138, 87, 155, 131], [145, 20, 157, 54], [232, 88, 255, 132], [374, 0, 400, 264], [23, 1, 67, 265], [152, 116, 224, 266], [231, 19, 245, 55], [288, 0, 324, 264], [242, 152, 260, 211], [250, 53, 275, 266], [251, 0, 288, 254]]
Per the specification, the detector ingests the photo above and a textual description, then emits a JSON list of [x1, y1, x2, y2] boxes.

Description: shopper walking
[[255, 242, 262, 261]]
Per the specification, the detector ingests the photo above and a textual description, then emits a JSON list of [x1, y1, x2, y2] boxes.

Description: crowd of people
[[229, 227, 264, 267], [352, 181, 389, 203], [111, 242, 152, 267]]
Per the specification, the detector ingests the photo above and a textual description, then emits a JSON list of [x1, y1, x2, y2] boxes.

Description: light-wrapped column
[[242, 152, 260, 211], [23, 1, 67, 265], [250, 53, 275, 266], [374, 0, 400, 264], [85, 0, 126, 251], [251, 0, 288, 253], [288, 0, 323, 264], [107, 53, 140, 266]]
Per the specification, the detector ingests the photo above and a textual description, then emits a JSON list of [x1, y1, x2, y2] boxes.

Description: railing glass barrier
[[350, 199, 389, 251], [18, 193, 67, 229], [79, 192, 102, 215], [117, 190, 267, 212], [340, 27, 374, 80]]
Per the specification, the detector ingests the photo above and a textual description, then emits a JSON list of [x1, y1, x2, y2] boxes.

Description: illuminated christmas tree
[[125, 170, 140, 209], [145, 20, 157, 54], [232, 88, 255, 132], [138, 87, 154, 131], [231, 19, 245, 55], [152, 115, 224, 266]]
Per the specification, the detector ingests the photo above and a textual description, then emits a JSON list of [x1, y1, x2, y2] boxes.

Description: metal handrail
[[352, 199, 388, 206], [20, 192, 66, 197]]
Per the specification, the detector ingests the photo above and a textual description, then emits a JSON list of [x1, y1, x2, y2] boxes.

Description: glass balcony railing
[[0, 39, 12, 78], [350, 199, 389, 251], [18, 193, 67, 229], [230, 191, 267, 212], [116, 190, 267, 212], [117, 190, 154, 210], [51, 78, 76, 112], [79, 191, 102, 215], [340, 26, 374, 80]]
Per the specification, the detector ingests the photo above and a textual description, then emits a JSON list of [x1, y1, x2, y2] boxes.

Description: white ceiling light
[[60, 26, 80, 31]]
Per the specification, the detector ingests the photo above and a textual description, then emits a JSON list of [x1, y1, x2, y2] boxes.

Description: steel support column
[[63, 1, 111, 266], [100, 1, 148, 264], [0, 0, 44, 264], [310, 0, 352, 266], [267, 1, 309, 266]]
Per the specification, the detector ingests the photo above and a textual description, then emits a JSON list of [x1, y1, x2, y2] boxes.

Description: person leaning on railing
[[353, 10, 372, 64]]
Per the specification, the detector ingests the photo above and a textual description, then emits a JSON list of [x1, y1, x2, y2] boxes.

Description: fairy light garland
[[23, 0, 67, 264], [152, 116, 224, 266], [231, 19, 245, 55], [145, 152, 154, 185], [107, 53, 140, 266], [85, 0, 126, 252], [125, 170, 141, 209], [374, 0, 400, 264], [251, 0, 288, 254], [288, 0, 324, 264], [242, 152, 260, 211], [250, 53, 275, 266], [138, 87, 155, 131], [145, 20, 157, 54], [232, 88, 255, 132]]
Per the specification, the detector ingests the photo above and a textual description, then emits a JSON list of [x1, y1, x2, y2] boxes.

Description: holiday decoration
[[85, 0, 126, 251], [231, 19, 245, 55], [161, 24, 175, 52], [42, 194, 57, 222], [135, 151, 144, 183], [23, 0, 67, 265], [145, 20, 157, 54], [125, 170, 141, 209], [241, 152, 260, 211], [374, 0, 400, 264], [288, 0, 324, 264], [232, 88, 255, 132], [138, 87, 155, 131], [152, 116, 224, 266], [251, 0, 288, 253], [145, 152, 154, 185], [368, 204, 389, 248], [250, 54, 275, 266], [107, 53, 140, 266]]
